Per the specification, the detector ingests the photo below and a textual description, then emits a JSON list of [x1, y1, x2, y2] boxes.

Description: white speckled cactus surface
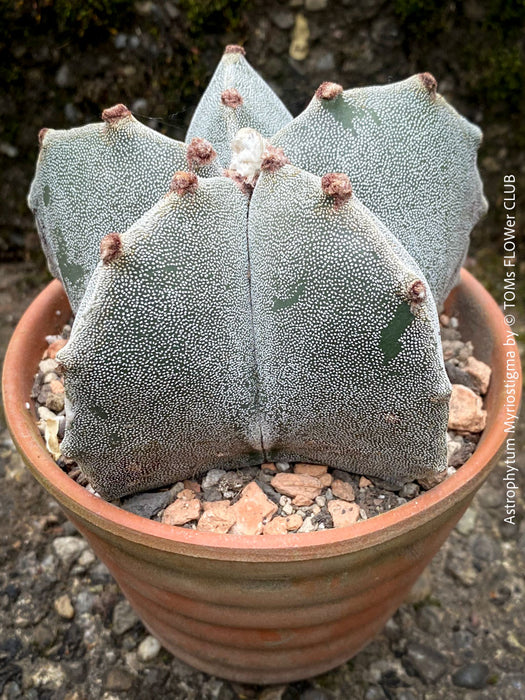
[[28, 46, 487, 499]]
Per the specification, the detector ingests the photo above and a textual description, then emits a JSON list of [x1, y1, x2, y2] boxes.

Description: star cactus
[[28, 46, 487, 499]]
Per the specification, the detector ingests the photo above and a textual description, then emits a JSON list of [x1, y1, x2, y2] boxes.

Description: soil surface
[[1, 1, 524, 698]]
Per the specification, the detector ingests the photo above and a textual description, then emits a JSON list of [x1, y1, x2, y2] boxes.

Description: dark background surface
[[0, 1, 524, 699]]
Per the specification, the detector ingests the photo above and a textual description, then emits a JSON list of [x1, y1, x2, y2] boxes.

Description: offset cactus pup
[[27, 46, 488, 500], [3, 271, 520, 682]]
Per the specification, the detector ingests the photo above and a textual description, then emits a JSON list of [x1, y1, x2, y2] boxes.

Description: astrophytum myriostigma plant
[[28, 45, 487, 499]]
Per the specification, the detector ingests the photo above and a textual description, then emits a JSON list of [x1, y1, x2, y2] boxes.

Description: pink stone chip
[[294, 463, 328, 477], [271, 473, 323, 501], [162, 498, 201, 526], [359, 476, 372, 488], [328, 500, 360, 528], [331, 479, 355, 502], [448, 384, 487, 433], [44, 338, 68, 359], [263, 516, 288, 535], [230, 482, 278, 535], [197, 500, 236, 534], [464, 356, 491, 395], [285, 514, 303, 531]]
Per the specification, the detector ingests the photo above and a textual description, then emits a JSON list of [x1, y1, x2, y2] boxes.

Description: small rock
[[404, 642, 447, 683], [183, 479, 201, 493], [201, 469, 226, 489], [445, 552, 477, 587], [44, 338, 68, 359], [272, 9, 295, 29], [399, 482, 419, 499], [299, 688, 331, 700], [464, 356, 491, 394], [294, 463, 328, 477], [112, 600, 139, 635], [298, 515, 316, 533], [202, 486, 223, 502], [54, 594, 74, 619], [289, 13, 310, 61], [52, 536, 87, 568], [255, 478, 282, 504], [292, 494, 314, 507], [121, 490, 172, 519], [263, 516, 288, 535], [105, 666, 134, 691], [327, 500, 359, 527], [331, 479, 355, 502], [449, 384, 487, 432], [405, 568, 432, 605], [452, 662, 490, 689], [271, 472, 322, 500], [138, 635, 162, 662], [417, 468, 449, 490], [177, 488, 198, 501], [55, 64, 73, 87], [445, 361, 477, 391], [197, 500, 236, 533], [275, 461, 291, 472], [359, 476, 372, 488], [261, 462, 277, 472], [39, 358, 59, 375], [285, 513, 303, 531], [305, 0, 327, 9], [455, 507, 477, 535], [162, 498, 201, 526], [230, 482, 278, 535], [45, 391, 65, 413]]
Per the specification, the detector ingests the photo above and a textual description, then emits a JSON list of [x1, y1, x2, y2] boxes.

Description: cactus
[[28, 47, 487, 499]]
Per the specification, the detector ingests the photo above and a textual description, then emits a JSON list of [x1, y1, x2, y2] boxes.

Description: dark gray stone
[[452, 662, 490, 689], [404, 642, 448, 683], [121, 490, 173, 519], [255, 479, 281, 504], [201, 486, 223, 502]]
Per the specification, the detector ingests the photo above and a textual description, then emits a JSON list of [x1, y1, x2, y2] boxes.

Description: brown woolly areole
[[186, 138, 217, 169], [408, 279, 427, 304], [223, 169, 254, 197], [260, 145, 290, 173], [224, 45, 246, 56], [315, 82, 344, 101], [221, 88, 243, 109], [38, 128, 49, 147], [102, 104, 132, 124], [419, 72, 437, 98], [321, 173, 353, 209], [170, 171, 199, 196], [100, 233, 123, 265]]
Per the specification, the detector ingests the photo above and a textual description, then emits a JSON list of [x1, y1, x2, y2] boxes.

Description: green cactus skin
[[28, 107, 221, 312], [249, 165, 450, 481], [27, 50, 490, 498], [185, 45, 292, 168], [271, 74, 488, 305], [58, 176, 261, 500]]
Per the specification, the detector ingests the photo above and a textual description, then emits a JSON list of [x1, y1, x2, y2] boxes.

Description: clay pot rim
[[2, 270, 520, 559]]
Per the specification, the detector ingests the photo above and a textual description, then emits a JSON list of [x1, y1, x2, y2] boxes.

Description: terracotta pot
[[2, 270, 521, 684]]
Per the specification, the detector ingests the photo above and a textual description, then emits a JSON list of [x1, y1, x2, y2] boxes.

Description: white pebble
[[138, 635, 161, 662]]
